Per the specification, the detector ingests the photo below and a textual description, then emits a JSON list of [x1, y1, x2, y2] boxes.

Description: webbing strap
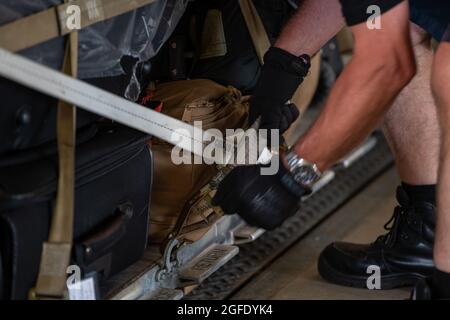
[[32, 14, 79, 300], [0, 0, 157, 52], [238, 0, 271, 65]]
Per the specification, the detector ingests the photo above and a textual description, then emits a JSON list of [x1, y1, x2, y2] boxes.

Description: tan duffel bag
[[147, 79, 248, 244]]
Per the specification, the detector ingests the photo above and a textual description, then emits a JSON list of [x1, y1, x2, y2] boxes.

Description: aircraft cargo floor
[[231, 167, 412, 300]]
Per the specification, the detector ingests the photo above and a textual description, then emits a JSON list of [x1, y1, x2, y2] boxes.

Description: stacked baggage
[[0, 0, 187, 300], [0, 0, 330, 300], [0, 124, 153, 300]]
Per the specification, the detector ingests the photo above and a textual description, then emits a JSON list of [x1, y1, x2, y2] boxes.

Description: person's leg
[[411, 30, 450, 300], [431, 37, 450, 296], [382, 23, 439, 188], [318, 23, 438, 289]]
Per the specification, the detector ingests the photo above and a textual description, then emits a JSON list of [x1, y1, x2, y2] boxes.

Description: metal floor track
[[185, 134, 394, 300]]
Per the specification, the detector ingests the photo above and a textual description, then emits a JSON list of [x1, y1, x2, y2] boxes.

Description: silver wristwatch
[[284, 149, 322, 189]]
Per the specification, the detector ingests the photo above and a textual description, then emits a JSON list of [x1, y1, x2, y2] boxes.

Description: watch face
[[293, 166, 318, 186]]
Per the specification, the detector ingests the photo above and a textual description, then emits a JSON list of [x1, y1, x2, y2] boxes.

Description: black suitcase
[[0, 63, 137, 157], [0, 1, 157, 157], [0, 123, 153, 300]]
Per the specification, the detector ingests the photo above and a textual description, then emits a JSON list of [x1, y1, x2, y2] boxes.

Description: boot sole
[[318, 253, 427, 289]]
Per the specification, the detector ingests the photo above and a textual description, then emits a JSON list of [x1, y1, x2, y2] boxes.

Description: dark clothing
[[339, 0, 450, 42], [410, 0, 450, 42], [339, 0, 402, 26]]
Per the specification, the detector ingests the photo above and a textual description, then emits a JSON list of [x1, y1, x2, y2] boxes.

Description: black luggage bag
[[0, 2, 155, 157], [189, 0, 296, 94], [0, 65, 136, 157], [0, 123, 153, 300]]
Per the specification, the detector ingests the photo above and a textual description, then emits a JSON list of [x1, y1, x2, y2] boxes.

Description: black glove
[[212, 160, 309, 230], [249, 47, 311, 133]]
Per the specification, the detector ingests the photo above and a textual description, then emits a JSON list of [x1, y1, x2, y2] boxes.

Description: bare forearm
[[275, 0, 345, 56], [294, 56, 414, 171], [291, 1, 415, 172]]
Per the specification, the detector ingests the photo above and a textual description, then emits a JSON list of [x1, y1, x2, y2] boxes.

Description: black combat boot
[[318, 186, 436, 289], [410, 278, 434, 300], [411, 270, 450, 300]]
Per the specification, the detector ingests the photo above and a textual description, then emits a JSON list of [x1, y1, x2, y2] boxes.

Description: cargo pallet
[[103, 133, 393, 300]]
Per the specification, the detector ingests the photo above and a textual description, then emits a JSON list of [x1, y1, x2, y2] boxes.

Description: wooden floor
[[232, 167, 411, 300]]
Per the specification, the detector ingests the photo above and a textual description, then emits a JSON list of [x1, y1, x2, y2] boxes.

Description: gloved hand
[[252, 98, 301, 134], [249, 47, 311, 133], [212, 159, 309, 230]]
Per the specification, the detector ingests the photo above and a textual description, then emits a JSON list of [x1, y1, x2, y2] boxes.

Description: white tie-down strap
[[0, 48, 274, 165]]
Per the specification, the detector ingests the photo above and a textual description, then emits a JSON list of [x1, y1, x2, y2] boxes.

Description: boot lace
[[375, 205, 413, 247]]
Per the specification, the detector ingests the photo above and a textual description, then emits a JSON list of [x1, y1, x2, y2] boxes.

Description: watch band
[[284, 149, 322, 189]]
